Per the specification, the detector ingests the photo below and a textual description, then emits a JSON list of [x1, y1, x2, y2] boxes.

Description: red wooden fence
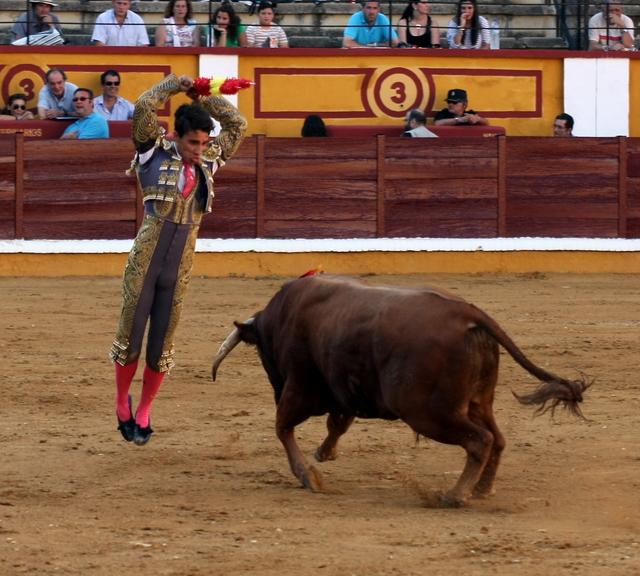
[[2, 134, 640, 241]]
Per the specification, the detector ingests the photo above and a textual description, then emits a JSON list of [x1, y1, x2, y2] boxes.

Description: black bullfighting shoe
[[133, 422, 154, 446], [117, 394, 136, 442]]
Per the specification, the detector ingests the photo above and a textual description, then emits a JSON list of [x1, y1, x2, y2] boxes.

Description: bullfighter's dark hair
[[556, 113, 574, 130], [100, 69, 121, 84], [174, 103, 214, 137], [454, 0, 481, 47], [46, 68, 67, 82], [74, 87, 94, 100]]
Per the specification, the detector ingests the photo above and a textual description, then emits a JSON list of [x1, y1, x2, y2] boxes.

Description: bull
[[212, 274, 589, 507]]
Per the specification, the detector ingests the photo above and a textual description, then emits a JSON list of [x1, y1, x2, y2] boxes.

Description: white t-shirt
[[588, 12, 634, 47]]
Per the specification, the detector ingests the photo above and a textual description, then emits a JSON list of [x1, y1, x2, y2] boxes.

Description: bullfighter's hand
[[179, 75, 193, 92], [186, 86, 200, 101]]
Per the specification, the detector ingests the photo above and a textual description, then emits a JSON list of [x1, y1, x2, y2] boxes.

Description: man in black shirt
[[434, 88, 489, 127]]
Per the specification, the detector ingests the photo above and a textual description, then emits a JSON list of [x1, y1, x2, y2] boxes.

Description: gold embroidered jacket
[[128, 73, 247, 225]]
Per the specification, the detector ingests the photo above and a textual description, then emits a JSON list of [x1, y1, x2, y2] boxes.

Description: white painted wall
[[564, 58, 629, 137]]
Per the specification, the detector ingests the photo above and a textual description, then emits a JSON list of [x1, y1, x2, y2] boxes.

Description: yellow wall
[[0, 52, 198, 122], [2, 251, 640, 277], [630, 58, 640, 138], [238, 53, 564, 137]]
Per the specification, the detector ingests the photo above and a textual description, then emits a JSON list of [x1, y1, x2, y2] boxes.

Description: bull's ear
[[234, 319, 259, 345]]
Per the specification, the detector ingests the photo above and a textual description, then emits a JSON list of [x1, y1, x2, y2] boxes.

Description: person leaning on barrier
[[246, 1, 289, 48], [92, 0, 150, 47], [155, 0, 201, 47], [433, 88, 489, 126], [37, 68, 79, 119], [207, 3, 248, 47], [553, 113, 574, 137], [588, 0, 635, 51], [343, 0, 399, 48], [60, 89, 109, 140], [0, 94, 35, 121], [94, 70, 135, 121], [11, 0, 62, 42], [402, 109, 438, 138], [397, 0, 440, 48], [446, 0, 489, 50]]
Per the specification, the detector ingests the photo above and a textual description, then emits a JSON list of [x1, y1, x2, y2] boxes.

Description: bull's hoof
[[313, 445, 339, 463], [299, 464, 325, 491], [440, 493, 467, 508]]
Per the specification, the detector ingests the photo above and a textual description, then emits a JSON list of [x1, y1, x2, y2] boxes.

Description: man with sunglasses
[[60, 88, 109, 140], [94, 70, 135, 121]]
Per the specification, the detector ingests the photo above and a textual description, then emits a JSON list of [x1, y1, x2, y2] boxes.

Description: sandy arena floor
[[1, 272, 640, 575]]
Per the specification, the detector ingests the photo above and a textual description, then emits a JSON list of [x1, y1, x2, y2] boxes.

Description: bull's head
[[212, 317, 256, 381]]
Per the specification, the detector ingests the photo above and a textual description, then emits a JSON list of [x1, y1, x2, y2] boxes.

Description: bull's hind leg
[[411, 415, 494, 507], [469, 403, 505, 499], [275, 386, 325, 492], [314, 413, 355, 462]]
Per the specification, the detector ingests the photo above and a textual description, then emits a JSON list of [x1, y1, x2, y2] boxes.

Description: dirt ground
[[2, 271, 640, 575]]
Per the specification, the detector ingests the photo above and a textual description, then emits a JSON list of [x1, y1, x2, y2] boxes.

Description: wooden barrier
[[2, 134, 639, 241]]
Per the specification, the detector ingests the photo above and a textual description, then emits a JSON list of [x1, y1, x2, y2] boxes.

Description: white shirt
[[91, 9, 150, 46], [94, 95, 135, 121], [588, 12, 634, 47]]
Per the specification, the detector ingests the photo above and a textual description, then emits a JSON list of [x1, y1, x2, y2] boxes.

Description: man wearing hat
[[434, 88, 489, 127], [11, 0, 62, 42]]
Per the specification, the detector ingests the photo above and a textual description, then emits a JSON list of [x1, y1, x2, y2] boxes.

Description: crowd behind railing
[[1, 0, 637, 50]]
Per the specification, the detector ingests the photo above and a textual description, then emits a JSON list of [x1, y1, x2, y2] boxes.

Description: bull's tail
[[473, 308, 591, 419]]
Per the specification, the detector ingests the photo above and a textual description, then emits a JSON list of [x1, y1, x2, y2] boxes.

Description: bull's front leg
[[314, 413, 355, 462], [275, 392, 325, 491]]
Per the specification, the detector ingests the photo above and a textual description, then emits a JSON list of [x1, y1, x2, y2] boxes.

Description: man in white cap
[[11, 0, 62, 42]]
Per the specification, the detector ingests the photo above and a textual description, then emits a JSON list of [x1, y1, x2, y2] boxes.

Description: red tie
[[182, 162, 195, 198]]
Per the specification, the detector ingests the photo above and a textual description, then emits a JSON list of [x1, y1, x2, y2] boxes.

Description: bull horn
[[212, 317, 254, 381]]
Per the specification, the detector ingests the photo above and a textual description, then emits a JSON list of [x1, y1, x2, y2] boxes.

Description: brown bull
[[212, 274, 589, 507]]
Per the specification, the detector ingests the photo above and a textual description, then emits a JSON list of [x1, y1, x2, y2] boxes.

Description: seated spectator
[[60, 89, 109, 140], [343, 0, 399, 48], [588, 0, 635, 51], [301, 114, 327, 137], [11, 0, 62, 42], [207, 4, 247, 47], [402, 109, 437, 137], [553, 113, 575, 137], [246, 1, 289, 47], [433, 89, 489, 126], [37, 68, 78, 119], [446, 0, 489, 49], [94, 70, 135, 121], [397, 0, 440, 48], [92, 0, 150, 47], [155, 0, 201, 47], [0, 94, 36, 121]]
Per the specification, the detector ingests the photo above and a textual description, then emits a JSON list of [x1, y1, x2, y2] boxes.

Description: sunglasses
[[12, 104, 26, 110], [72, 97, 90, 102], [104, 81, 120, 86]]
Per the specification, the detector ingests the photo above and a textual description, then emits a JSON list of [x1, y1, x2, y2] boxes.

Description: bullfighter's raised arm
[[131, 73, 182, 154], [198, 92, 247, 163]]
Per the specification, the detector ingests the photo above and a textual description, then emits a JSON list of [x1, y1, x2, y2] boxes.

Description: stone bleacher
[[0, 0, 626, 49]]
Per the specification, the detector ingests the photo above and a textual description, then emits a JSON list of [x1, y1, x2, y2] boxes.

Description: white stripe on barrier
[[2, 237, 640, 254]]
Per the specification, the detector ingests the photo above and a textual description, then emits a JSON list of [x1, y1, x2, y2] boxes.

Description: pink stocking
[[114, 361, 138, 422], [136, 365, 165, 428]]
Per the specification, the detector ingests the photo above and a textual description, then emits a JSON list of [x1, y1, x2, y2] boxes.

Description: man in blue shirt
[[343, 0, 398, 48], [60, 89, 109, 140]]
